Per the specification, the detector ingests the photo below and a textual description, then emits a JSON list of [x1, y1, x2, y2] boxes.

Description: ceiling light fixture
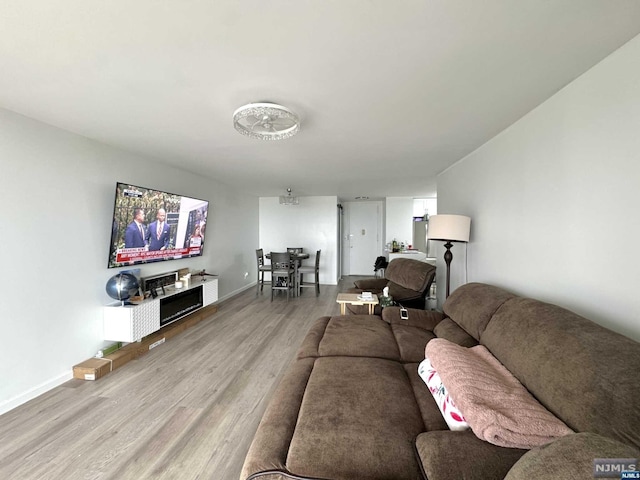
[[279, 188, 299, 205], [233, 102, 300, 140]]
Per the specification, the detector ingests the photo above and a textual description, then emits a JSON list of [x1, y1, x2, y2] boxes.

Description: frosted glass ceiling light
[[279, 188, 299, 205], [233, 103, 300, 140]]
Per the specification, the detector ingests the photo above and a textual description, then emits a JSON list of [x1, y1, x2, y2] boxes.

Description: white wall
[[437, 34, 640, 341], [385, 197, 413, 247], [413, 198, 437, 218], [0, 108, 259, 414], [259, 196, 338, 285]]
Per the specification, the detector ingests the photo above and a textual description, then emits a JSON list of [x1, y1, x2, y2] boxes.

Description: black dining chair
[[256, 249, 271, 295], [270, 252, 295, 302], [298, 250, 321, 296], [287, 247, 305, 291]]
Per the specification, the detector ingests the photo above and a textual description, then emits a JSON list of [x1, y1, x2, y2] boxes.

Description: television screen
[[108, 182, 209, 269]]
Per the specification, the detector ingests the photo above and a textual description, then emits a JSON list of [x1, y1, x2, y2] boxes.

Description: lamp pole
[[443, 241, 453, 298]]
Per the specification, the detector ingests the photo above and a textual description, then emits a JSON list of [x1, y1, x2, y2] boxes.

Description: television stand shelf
[[103, 277, 218, 342]]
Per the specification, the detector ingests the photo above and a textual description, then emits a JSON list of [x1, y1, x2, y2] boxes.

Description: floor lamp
[[428, 215, 471, 298]]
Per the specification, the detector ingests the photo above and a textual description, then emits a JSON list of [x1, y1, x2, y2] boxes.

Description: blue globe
[[106, 273, 140, 303]]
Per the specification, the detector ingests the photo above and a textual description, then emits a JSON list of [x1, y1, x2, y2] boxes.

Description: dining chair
[[256, 248, 271, 295], [270, 252, 295, 301], [298, 250, 321, 296], [286, 248, 304, 291]]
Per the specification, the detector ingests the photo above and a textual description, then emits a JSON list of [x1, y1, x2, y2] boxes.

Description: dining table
[[265, 251, 310, 295]]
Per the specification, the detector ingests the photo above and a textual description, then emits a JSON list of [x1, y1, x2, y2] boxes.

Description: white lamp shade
[[428, 214, 471, 242]]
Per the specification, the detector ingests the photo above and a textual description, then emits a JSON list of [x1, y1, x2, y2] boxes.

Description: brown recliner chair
[[346, 257, 436, 314]]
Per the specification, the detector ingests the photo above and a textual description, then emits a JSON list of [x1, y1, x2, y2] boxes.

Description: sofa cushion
[[504, 433, 640, 480], [426, 339, 573, 449], [286, 356, 425, 480], [480, 296, 640, 451], [415, 430, 527, 480], [391, 323, 436, 363], [443, 283, 516, 340], [433, 317, 478, 347], [298, 315, 400, 361]]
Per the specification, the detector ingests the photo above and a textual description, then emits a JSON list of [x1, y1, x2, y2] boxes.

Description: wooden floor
[[0, 277, 364, 480]]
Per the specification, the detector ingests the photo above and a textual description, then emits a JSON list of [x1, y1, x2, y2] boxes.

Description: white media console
[[103, 277, 218, 342]]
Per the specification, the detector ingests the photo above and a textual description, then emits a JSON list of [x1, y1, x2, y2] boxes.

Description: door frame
[[340, 201, 383, 276]]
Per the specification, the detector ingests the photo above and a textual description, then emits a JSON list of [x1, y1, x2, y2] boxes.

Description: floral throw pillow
[[418, 357, 469, 431]]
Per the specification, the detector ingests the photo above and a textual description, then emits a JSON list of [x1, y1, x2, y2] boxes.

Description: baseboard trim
[[217, 282, 256, 303], [1, 281, 298, 417], [0, 371, 73, 416]]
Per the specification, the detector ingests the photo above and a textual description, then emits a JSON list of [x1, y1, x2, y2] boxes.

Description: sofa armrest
[[505, 432, 640, 480], [415, 430, 527, 480], [241, 358, 316, 480], [296, 316, 330, 359], [382, 307, 444, 330], [353, 278, 388, 291]]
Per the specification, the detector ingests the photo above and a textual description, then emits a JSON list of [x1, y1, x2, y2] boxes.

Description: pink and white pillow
[[418, 357, 469, 431]]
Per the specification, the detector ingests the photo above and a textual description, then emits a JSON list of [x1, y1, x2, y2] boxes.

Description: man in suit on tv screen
[[146, 208, 171, 251], [124, 208, 147, 249]]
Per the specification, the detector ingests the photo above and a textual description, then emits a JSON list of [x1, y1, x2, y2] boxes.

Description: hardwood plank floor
[[0, 277, 364, 480]]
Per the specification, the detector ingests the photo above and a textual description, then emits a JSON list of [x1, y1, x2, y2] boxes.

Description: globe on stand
[[106, 273, 140, 306]]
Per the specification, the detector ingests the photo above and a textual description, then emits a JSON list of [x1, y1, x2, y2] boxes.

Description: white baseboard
[[1, 282, 265, 417], [0, 371, 73, 416], [216, 282, 257, 303]]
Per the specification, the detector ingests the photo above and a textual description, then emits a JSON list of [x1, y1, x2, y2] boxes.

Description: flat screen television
[[108, 182, 209, 269]]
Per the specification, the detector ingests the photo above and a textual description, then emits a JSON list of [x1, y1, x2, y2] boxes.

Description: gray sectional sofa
[[241, 283, 640, 480]]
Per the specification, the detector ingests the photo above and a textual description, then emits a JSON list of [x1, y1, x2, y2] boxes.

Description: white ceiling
[[2, 1, 640, 200]]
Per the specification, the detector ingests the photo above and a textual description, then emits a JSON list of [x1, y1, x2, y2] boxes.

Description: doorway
[[342, 201, 383, 275]]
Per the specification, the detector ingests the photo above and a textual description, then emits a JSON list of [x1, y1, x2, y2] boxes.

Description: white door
[[345, 201, 382, 275]]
